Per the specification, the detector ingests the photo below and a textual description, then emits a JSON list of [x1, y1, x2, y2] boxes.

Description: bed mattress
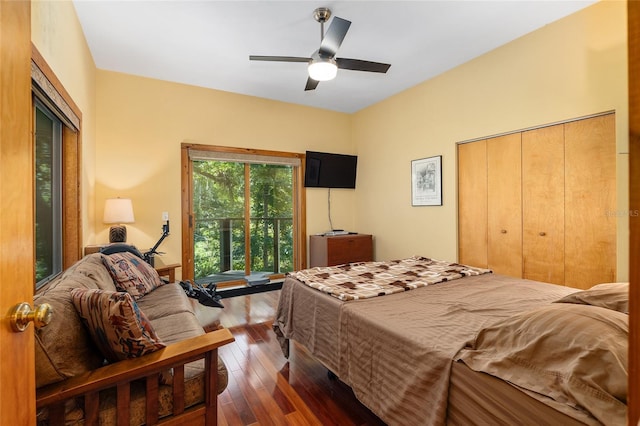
[[447, 361, 587, 426], [273, 272, 605, 425]]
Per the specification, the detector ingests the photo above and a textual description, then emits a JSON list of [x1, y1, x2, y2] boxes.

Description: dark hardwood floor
[[206, 291, 387, 425]]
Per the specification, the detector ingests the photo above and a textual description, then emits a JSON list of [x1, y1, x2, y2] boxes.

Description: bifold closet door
[[458, 140, 488, 268], [487, 134, 523, 277], [564, 114, 616, 288], [522, 124, 565, 285]]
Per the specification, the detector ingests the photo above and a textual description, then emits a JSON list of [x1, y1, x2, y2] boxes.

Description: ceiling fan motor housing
[[313, 7, 331, 23]]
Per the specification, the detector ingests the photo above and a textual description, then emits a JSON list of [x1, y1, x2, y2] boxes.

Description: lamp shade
[[308, 57, 338, 81], [103, 198, 135, 224]]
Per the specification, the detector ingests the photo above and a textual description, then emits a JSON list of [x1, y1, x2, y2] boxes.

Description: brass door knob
[[9, 302, 53, 332]]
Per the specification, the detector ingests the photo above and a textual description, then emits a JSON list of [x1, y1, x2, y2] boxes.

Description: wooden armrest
[[36, 328, 234, 408]]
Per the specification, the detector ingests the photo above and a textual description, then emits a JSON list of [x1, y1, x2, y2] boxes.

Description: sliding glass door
[[182, 145, 305, 284]]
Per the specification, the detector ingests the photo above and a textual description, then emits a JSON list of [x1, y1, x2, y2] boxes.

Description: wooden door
[[487, 133, 522, 277], [522, 124, 565, 284], [564, 114, 616, 289], [0, 1, 36, 424], [458, 140, 488, 268], [628, 0, 640, 420]]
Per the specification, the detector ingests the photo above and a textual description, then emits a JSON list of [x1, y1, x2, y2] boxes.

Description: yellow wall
[[31, 0, 628, 280], [30, 0, 353, 273], [31, 0, 97, 243], [95, 71, 353, 269], [352, 0, 629, 280]]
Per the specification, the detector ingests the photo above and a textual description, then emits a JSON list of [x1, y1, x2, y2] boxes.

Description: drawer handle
[[539, 231, 547, 237], [501, 229, 507, 234]]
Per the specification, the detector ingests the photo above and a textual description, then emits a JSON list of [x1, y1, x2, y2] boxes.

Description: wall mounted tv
[[304, 151, 358, 189]]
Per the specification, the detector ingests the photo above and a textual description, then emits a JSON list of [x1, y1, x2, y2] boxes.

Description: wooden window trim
[[180, 142, 307, 281], [31, 44, 82, 268]]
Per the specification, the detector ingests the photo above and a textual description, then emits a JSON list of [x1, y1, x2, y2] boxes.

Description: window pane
[[193, 160, 245, 279], [249, 163, 293, 274], [35, 102, 62, 285]]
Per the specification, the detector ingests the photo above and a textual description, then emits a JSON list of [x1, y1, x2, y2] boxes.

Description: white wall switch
[[162, 212, 169, 221]]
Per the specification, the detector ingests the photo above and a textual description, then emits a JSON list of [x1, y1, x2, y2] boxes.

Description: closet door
[[522, 124, 565, 284], [564, 114, 616, 288], [458, 140, 487, 268], [487, 134, 522, 277]]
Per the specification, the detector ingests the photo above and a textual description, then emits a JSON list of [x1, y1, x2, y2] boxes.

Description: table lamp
[[103, 198, 135, 243]]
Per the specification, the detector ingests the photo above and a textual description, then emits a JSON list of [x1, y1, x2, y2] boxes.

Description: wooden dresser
[[309, 234, 373, 267]]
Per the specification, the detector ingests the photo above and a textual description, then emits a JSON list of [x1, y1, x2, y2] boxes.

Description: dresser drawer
[[309, 234, 373, 267]]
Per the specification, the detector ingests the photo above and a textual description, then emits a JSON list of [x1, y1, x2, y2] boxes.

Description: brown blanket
[[287, 256, 491, 301], [273, 273, 580, 426]]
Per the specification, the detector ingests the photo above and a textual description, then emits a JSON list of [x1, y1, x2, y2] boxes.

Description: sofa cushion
[[63, 253, 118, 292], [150, 311, 204, 344], [148, 310, 228, 394], [101, 252, 163, 300], [34, 273, 105, 388], [136, 283, 195, 321], [71, 288, 166, 362]]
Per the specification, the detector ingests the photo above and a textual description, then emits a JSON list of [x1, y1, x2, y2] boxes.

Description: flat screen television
[[304, 151, 358, 189]]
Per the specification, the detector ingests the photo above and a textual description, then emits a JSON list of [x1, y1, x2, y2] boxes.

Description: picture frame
[[411, 155, 442, 206]]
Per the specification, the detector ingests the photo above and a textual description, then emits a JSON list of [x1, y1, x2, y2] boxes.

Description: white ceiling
[[73, 0, 596, 114]]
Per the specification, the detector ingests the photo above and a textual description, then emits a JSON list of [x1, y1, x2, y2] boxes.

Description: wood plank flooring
[[209, 291, 387, 426]]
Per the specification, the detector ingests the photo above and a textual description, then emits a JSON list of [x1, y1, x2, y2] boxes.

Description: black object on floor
[[179, 280, 224, 308], [215, 280, 284, 299]]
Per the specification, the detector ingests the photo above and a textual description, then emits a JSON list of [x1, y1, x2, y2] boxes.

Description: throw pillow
[[101, 252, 163, 300], [554, 282, 629, 314], [70, 288, 165, 362]]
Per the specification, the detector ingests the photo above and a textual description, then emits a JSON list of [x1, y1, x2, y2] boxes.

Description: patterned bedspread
[[288, 256, 492, 301]]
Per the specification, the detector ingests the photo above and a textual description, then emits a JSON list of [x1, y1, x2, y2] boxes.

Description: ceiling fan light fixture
[[308, 57, 338, 81], [249, 8, 390, 91]]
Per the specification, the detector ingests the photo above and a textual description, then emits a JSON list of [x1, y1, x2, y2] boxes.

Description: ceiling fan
[[249, 7, 391, 91]]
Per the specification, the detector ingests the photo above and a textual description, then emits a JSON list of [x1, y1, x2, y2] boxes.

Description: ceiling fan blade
[[249, 55, 310, 63], [318, 17, 351, 58], [336, 58, 391, 73], [305, 77, 319, 91]]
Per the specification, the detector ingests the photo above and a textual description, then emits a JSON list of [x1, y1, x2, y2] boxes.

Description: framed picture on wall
[[411, 155, 442, 206]]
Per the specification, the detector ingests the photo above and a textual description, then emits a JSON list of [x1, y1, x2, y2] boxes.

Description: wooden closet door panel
[[522, 124, 565, 284], [564, 114, 616, 288], [487, 133, 523, 277], [458, 140, 488, 268]]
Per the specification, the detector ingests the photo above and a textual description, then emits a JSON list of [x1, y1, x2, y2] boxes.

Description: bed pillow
[[554, 282, 629, 314], [70, 288, 165, 362], [456, 303, 627, 425], [101, 252, 163, 300]]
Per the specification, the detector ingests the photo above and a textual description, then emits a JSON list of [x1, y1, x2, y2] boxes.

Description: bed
[[272, 257, 628, 426]]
